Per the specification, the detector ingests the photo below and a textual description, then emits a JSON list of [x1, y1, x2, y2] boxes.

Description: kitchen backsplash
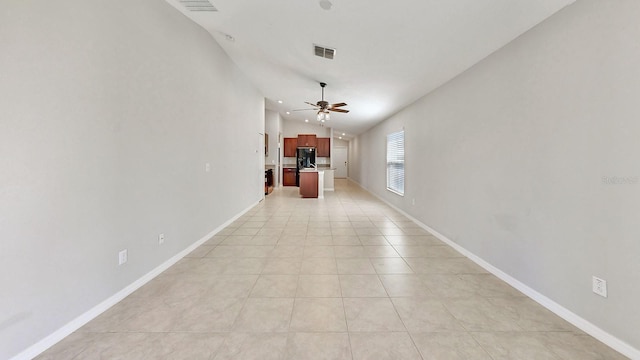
[[283, 157, 329, 165]]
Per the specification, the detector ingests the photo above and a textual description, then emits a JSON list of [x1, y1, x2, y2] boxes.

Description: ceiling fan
[[293, 82, 349, 122]]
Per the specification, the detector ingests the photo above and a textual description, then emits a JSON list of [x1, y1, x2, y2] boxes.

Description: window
[[386, 130, 404, 195]]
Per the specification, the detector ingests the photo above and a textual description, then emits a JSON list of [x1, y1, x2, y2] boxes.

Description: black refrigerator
[[296, 147, 316, 186]]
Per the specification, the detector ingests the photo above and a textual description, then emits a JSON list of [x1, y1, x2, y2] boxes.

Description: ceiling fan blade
[[330, 102, 347, 108], [305, 102, 321, 108], [328, 108, 349, 113]]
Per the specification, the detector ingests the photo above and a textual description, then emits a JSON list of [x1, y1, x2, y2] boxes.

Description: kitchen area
[[283, 133, 334, 199], [265, 110, 340, 199]]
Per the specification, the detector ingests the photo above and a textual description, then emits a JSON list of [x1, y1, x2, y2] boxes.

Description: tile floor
[[37, 180, 627, 359]]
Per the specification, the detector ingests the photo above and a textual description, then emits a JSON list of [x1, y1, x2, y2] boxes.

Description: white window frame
[[386, 130, 405, 196]]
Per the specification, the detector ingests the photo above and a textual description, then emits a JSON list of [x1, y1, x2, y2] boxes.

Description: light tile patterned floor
[[37, 180, 627, 359]]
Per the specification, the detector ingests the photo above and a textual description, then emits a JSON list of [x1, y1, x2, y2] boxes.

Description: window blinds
[[386, 130, 405, 195]]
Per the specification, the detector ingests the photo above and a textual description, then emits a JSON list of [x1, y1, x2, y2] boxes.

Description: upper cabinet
[[284, 138, 297, 157], [284, 135, 330, 157], [316, 138, 330, 157], [297, 134, 317, 147]]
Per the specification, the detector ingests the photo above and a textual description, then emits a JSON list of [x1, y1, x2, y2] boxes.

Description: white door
[[333, 146, 348, 178]]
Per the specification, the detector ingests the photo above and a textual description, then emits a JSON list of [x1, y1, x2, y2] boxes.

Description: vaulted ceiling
[[165, 0, 574, 137]]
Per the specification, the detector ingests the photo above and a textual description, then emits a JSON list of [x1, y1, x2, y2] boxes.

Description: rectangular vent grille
[[314, 45, 335, 60], [179, 0, 218, 12]]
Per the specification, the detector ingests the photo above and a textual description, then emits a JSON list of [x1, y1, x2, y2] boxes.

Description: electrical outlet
[[205, 163, 211, 172], [158, 233, 165, 245], [118, 249, 128, 265], [592, 276, 607, 298]]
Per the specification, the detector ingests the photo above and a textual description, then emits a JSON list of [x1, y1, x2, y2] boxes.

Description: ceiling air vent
[[314, 45, 336, 60], [179, 0, 218, 12]]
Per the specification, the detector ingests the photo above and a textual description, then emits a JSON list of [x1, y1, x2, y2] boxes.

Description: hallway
[[37, 180, 625, 359]]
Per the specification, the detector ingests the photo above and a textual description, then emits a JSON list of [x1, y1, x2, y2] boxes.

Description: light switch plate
[[118, 249, 128, 265], [592, 276, 607, 298]]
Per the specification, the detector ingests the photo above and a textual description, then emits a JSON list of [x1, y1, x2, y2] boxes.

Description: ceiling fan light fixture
[[297, 82, 347, 120], [317, 111, 330, 122]]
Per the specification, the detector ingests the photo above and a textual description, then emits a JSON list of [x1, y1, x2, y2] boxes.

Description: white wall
[[265, 109, 281, 185], [348, 136, 363, 182], [278, 115, 284, 186], [333, 138, 349, 147], [265, 110, 280, 167], [282, 119, 331, 138], [351, 0, 640, 353], [0, 0, 264, 358]]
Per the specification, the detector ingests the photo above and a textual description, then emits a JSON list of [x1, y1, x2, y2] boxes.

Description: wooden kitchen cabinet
[[283, 168, 297, 186], [284, 138, 297, 157], [316, 137, 330, 157], [297, 134, 317, 147], [299, 171, 318, 198]]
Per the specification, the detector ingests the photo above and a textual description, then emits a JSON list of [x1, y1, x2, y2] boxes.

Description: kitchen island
[[299, 169, 324, 199]]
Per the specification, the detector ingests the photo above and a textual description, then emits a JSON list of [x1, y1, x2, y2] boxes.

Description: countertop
[[283, 164, 331, 169]]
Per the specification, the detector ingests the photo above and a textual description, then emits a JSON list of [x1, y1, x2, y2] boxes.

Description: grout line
[[39, 180, 629, 359]]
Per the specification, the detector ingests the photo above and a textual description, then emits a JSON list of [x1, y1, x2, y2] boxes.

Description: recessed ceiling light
[[339, 136, 342, 139], [277, 100, 283, 104], [286, 111, 290, 115], [305, 119, 309, 122], [319, 0, 332, 10], [342, 133, 345, 136]]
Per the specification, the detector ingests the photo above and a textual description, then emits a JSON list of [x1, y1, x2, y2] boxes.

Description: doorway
[[333, 146, 348, 178]]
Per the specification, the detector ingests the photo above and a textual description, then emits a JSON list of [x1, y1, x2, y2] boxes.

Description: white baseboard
[[348, 179, 639, 360], [11, 201, 259, 360]]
